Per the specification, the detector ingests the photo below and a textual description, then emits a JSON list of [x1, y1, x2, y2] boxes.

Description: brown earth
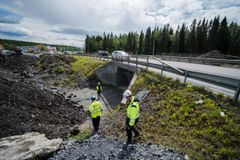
[[0, 54, 87, 139], [198, 50, 225, 59]]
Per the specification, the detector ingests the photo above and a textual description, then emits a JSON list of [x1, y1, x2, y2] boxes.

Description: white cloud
[[14, 1, 24, 9], [0, 0, 239, 46]]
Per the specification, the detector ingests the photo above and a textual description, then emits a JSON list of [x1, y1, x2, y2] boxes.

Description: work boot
[[134, 133, 140, 137], [126, 141, 132, 145], [91, 130, 98, 136]]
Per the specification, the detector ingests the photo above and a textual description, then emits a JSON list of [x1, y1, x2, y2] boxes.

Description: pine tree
[[171, 26, 179, 53], [138, 31, 144, 54], [179, 23, 186, 53], [102, 33, 108, 51], [144, 27, 152, 54], [218, 17, 230, 54], [85, 35, 89, 52], [85, 16, 239, 56], [228, 22, 240, 55], [196, 18, 208, 53], [133, 33, 138, 55], [208, 16, 220, 51], [189, 19, 196, 53]]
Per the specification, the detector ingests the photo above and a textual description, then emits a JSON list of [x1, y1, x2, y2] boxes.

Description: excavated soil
[[0, 54, 87, 139]]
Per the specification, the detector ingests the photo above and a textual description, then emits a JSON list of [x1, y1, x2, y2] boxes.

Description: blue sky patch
[[0, 30, 28, 37], [0, 8, 22, 24]]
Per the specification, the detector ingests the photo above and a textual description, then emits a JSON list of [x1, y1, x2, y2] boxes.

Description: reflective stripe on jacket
[[127, 100, 140, 126], [89, 100, 102, 118]]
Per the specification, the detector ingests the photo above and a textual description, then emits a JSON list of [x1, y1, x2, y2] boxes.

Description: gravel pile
[[198, 50, 225, 59], [0, 54, 87, 139], [49, 134, 187, 160]]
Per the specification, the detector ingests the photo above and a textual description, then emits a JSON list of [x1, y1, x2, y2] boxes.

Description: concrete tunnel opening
[[95, 62, 136, 93], [116, 67, 134, 91]]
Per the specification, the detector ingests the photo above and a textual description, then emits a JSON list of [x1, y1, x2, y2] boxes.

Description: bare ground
[[0, 54, 87, 139]]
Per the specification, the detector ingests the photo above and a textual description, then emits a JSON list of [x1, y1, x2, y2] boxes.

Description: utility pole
[[145, 13, 157, 55]]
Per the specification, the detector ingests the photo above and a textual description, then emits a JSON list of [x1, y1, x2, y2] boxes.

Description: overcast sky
[[0, 0, 239, 47]]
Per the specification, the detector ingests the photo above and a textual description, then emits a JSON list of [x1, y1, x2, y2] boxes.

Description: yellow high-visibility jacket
[[96, 85, 102, 93], [127, 100, 140, 126], [89, 100, 102, 118]]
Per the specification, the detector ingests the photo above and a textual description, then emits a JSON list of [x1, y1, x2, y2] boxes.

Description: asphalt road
[[127, 57, 240, 98], [135, 57, 240, 79]]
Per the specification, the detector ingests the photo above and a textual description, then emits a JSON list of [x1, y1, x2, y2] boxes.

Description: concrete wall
[[95, 62, 135, 88], [95, 62, 118, 86], [117, 67, 134, 87]]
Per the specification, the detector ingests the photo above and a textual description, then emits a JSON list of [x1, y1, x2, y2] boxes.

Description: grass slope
[[103, 71, 240, 160], [36, 55, 107, 87]]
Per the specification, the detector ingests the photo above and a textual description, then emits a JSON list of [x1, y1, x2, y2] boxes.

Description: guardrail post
[[184, 71, 188, 84], [136, 56, 138, 72], [160, 64, 164, 76], [234, 84, 240, 103], [146, 56, 149, 71]]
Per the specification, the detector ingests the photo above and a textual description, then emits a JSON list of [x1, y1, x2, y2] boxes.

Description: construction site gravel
[[49, 134, 186, 160], [0, 54, 87, 139], [0, 53, 189, 160]]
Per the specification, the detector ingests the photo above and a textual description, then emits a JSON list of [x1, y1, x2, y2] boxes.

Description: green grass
[[69, 129, 92, 141], [104, 71, 240, 160], [54, 66, 66, 74], [71, 55, 107, 78]]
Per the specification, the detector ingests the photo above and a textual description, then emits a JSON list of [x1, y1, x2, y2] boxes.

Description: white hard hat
[[90, 96, 96, 101], [98, 82, 101, 85], [123, 90, 132, 97]]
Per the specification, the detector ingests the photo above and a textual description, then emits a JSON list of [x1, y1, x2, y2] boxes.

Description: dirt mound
[[0, 54, 87, 139], [198, 50, 225, 59], [37, 54, 75, 74], [35, 54, 89, 88], [0, 54, 35, 74]]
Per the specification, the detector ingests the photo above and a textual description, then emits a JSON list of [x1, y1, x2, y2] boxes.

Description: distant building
[[46, 46, 57, 52], [17, 46, 38, 53], [17, 45, 57, 54]]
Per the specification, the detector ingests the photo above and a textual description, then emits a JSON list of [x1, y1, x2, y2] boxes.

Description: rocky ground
[[0, 54, 87, 139], [49, 134, 187, 160], [0, 53, 190, 159]]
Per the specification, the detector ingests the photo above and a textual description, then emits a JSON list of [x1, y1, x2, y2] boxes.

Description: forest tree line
[[85, 16, 240, 56]]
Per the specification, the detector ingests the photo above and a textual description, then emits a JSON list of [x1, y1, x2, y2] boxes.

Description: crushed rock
[[49, 134, 187, 160]]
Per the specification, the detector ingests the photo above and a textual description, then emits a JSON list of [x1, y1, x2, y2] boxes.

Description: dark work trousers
[[92, 116, 101, 132], [126, 118, 140, 143], [97, 92, 102, 100]]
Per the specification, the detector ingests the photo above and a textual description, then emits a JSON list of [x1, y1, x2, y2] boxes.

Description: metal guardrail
[[79, 54, 240, 102], [150, 56, 184, 74], [131, 55, 240, 66]]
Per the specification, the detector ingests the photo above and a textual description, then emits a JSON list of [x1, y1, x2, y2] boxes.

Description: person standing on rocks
[[96, 82, 102, 100], [123, 90, 140, 144], [89, 96, 103, 134]]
